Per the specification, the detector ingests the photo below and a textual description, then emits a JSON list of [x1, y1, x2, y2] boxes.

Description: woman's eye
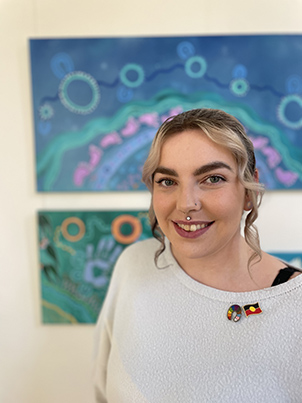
[[206, 175, 225, 184], [156, 178, 175, 187], [162, 179, 175, 187]]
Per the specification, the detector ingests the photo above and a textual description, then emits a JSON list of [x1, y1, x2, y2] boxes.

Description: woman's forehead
[[158, 129, 237, 168]]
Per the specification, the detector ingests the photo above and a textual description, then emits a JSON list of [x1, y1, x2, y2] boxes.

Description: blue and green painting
[[38, 210, 152, 324], [30, 35, 302, 191]]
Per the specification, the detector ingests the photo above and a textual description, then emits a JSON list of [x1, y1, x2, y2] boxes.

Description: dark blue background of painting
[[30, 35, 302, 190]]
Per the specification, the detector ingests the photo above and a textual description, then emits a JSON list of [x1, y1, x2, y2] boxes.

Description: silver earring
[[186, 216, 191, 221]]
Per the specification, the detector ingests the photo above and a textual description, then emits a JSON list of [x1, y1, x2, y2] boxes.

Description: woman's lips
[[172, 220, 214, 238]]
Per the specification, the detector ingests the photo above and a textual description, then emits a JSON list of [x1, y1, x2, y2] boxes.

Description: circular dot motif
[[51, 52, 74, 79], [230, 78, 250, 97], [39, 103, 54, 120], [117, 85, 134, 103], [111, 215, 142, 244], [120, 64, 144, 88], [232, 64, 247, 79], [61, 217, 86, 242], [177, 41, 195, 60], [277, 94, 302, 129], [58, 71, 100, 115], [38, 121, 52, 136], [286, 75, 302, 94], [185, 56, 207, 79]]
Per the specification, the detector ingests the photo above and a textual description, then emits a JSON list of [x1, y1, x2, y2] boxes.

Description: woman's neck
[[171, 236, 273, 292]]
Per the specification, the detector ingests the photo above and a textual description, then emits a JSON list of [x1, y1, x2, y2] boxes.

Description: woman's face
[[152, 129, 248, 265]]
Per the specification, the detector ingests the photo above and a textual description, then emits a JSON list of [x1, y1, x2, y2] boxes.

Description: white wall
[[1, 0, 302, 402]]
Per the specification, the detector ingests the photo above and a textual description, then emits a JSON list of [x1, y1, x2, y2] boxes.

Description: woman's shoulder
[[259, 251, 302, 287], [108, 237, 162, 284]]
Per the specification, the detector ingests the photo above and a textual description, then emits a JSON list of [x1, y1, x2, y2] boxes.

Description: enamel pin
[[227, 302, 262, 322], [227, 304, 242, 322], [243, 302, 263, 317]]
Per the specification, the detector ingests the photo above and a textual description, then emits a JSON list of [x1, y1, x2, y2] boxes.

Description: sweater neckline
[[157, 238, 302, 303]]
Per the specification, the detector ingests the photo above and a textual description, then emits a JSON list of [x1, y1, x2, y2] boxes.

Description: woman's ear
[[254, 169, 259, 183]]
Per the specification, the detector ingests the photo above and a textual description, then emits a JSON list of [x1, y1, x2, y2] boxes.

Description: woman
[[93, 108, 302, 402]]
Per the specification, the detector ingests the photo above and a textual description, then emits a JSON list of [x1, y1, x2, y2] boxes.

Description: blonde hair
[[142, 108, 265, 266]]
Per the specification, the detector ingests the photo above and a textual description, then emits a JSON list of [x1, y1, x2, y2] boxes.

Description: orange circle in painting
[[61, 217, 85, 242], [111, 215, 142, 244]]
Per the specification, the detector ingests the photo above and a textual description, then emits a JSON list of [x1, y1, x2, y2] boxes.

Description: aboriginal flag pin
[[243, 302, 263, 317]]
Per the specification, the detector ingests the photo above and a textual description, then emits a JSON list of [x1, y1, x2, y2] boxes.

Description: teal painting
[[38, 211, 152, 324]]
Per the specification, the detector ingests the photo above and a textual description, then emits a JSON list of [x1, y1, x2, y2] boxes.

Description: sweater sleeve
[[92, 239, 157, 402], [92, 246, 128, 402]]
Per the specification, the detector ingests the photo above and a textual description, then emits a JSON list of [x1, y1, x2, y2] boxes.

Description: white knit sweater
[[93, 238, 302, 402]]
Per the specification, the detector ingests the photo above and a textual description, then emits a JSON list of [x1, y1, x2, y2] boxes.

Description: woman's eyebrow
[[154, 162, 233, 178], [153, 166, 178, 177], [193, 161, 233, 176]]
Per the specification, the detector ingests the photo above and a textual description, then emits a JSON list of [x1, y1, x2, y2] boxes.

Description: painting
[[30, 35, 302, 191], [38, 210, 152, 324]]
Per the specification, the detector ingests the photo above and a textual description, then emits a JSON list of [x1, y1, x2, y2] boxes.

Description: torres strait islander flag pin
[[243, 302, 263, 317]]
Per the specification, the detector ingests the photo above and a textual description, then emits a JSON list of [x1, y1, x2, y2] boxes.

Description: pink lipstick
[[172, 220, 214, 239]]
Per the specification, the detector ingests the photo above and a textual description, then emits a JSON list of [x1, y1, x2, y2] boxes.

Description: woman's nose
[[176, 185, 201, 215]]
